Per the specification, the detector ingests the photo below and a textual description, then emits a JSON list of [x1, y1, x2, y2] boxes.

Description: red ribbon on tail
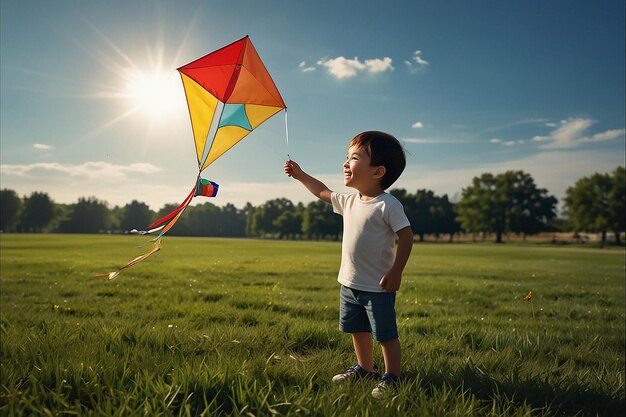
[[96, 176, 218, 279]]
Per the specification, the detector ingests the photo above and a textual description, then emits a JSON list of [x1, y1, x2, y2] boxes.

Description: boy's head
[[348, 131, 406, 190]]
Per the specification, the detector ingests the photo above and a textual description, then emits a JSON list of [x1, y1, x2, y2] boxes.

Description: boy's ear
[[372, 165, 386, 179]]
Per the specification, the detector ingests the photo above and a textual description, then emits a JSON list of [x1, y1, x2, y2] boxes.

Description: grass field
[[1, 234, 624, 416]]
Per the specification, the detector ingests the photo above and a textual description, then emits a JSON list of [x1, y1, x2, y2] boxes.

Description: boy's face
[[343, 145, 383, 190]]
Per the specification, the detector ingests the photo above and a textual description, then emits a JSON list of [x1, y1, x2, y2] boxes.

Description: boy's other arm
[[284, 160, 332, 203], [379, 226, 414, 292]]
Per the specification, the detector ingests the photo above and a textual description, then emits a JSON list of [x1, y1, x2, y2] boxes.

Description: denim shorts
[[339, 285, 398, 342]]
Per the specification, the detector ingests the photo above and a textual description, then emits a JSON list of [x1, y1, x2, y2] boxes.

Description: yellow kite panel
[[180, 73, 219, 166], [245, 104, 284, 129], [201, 125, 250, 171]]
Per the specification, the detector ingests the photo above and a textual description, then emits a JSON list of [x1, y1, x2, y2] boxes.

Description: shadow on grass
[[402, 364, 624, 417]]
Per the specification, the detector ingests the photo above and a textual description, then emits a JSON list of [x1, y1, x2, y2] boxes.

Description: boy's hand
[[284, 160, 302, 179], [379, 268, 402, 292], [380, 227, 413, 292], [283, 159, 333, 203]]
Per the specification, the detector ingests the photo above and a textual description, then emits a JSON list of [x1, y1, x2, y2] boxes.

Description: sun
[[123, 68, 184, 121], [64, 18, 195, 138]]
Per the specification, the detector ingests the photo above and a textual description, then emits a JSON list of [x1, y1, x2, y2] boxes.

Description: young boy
[[284, 131, 413, 397]]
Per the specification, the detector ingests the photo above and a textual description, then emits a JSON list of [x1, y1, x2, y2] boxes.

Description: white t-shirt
[[331, 192, 411, 293]]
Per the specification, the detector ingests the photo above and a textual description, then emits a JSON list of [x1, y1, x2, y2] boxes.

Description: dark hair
[[349, 131, 406, 190]]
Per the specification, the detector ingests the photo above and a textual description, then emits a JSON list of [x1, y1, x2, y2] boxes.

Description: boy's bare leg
[[352, 332, 374, 372], [380, 338, 401, 376]]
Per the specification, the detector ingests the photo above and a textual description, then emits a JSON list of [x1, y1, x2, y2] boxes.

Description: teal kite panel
[[219, 104, 252, 130]]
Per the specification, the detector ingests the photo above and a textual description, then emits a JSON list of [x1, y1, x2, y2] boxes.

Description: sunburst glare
[[123, 68, 184, 120], [67, 16, 194, 136]]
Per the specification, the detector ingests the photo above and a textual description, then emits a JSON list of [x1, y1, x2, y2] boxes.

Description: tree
[[20, 191, 55, 232], [389, 188, 409, 203], [608, 166, 625, 244], [1, 189, 22, 232], [185, 202, 222, 236], [248, 198, 294, 237], [302, 200, 341, 240], [59, 197, 111, 233], [391, 188, 461, 242], [220, 203, 247, 237], [505, 171, 558, 239], [274, 209, 302, 239], [564, 168, 623, 246], [108, 205, 123, 232], [456, 174, 498, 241], [120, 200, 153, 232], [241, 202, 256, 237], [407, 189, 438, 242], [436, 195, 462, 242], [456, 171, 557, 243]]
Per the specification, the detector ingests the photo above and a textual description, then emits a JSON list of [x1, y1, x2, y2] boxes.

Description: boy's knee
[[378, 336, 400, 345]]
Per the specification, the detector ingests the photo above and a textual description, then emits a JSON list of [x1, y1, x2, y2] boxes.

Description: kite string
[[285, 108, 290, 160]]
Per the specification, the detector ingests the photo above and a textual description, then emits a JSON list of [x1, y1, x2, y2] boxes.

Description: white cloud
[[316, 56, 393, 79], [405, 50, 429, 73], [403, 138, 434, 144], [584, 129, 625, 143], [501, 140, 525, 146], [298, 60, 316, 72], [0, 161, 167, 208], [33, 143, 53, 150], [487, 118, 625, 149], [364, 57, 393, 73], [490, 137, 525, 146], [411, 121, 424, 129], [1, 161, 160, 180], [411, 50, 429, 66], [532, 118, 625, 149], [317, 57, 364, 79]]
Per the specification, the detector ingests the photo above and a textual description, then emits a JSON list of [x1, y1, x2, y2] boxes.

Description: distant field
[[1, 234, 624, 416]]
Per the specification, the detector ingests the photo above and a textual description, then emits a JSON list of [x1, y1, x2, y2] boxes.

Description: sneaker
[[331, 364, 379, 383], [371, 373, 399, 398]]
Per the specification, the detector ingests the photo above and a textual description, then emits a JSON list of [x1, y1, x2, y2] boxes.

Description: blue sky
[[1, 0, 624, 211]]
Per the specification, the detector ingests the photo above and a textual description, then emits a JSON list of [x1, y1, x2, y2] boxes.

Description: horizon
[[3, 164, 623, 215]]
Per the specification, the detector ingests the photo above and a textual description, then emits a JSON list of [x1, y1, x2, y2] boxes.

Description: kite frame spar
[[98, 35, 287, 279]]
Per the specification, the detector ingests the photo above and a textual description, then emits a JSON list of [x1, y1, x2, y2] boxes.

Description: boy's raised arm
[[284, 160, 332, 203]]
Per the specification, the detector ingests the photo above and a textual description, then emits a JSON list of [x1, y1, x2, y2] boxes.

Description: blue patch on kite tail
[[195, 178, 219, 197]]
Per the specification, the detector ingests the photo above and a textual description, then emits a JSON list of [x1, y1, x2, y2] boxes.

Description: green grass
[[1, 234, 624, 416]]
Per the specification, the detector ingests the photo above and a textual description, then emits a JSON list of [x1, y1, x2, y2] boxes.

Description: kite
[[98, 35, 286, 279]]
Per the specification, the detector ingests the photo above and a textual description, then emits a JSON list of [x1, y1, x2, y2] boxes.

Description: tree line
[[1, 167, 624, 245]]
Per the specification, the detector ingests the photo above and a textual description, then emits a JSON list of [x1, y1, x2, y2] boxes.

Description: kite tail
[[94, 204, 187, 280], [95, 239, 162, 280], [148, 203, 190, 242], [95, 178, 197, 279], [148, 180, 198, 230]]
